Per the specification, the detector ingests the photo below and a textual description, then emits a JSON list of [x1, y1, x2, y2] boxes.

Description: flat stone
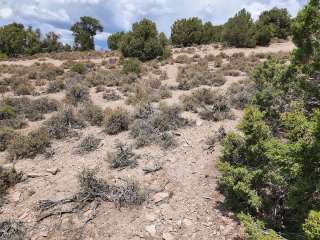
[[12, 192, 21, 202], [153, 192, 170, 204], [163, 232, 175, 240], [145, 225, 157, 237], [46, 167, 60, 175], [183, 218, 193, 227]]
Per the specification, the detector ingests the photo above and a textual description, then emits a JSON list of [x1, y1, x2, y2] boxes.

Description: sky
[[0, 0, 308, 50]]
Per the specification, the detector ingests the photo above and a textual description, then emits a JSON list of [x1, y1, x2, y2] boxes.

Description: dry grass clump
[[28, 63, 64, 81], [130, 104, 188, 148], [65, 84, 90, 106], [108, 143, 139, 169], [0, 167, 22, 206], [223, 69, 241, 77], [80, 104, 105, 126], [70, 62, 90, 74], [177, 63, 226, 90], [13, 79, 35, 96], [102, 89, 121, 101], [0, 220, 25, 240], [78, 135, 101, 153], [175, 54, 191, 64], [126, 83, 160, 105], [0, 127, 17, 151], [44, 107, 85, 139], [7, 129, 50, 160], [104, 107, 130, 135], [227, 79, 256, 109]]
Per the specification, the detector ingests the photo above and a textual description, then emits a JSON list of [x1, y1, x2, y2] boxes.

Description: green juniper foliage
[[218, 1, 320, 239]]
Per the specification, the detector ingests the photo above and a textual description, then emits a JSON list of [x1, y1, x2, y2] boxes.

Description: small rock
[[183, 218, 193, 227], [163, 232, 174, 240], [46, 167, 60, 175], [145, 225, 157, 237], [12, 192, 21, 202], [196, 120, 203, 126], [145, 212, 157, 222], [153, 192, 170, 204]]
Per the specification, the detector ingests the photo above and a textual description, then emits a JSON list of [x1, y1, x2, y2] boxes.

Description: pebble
[[145, 225, 157, 237], [153, 192, 170, 204], [163, 232, 175, 240]]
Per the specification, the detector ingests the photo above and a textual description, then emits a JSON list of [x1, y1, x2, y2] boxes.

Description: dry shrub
[[47, 79, 65, 93], [223, 69, 241, 77], [175, 54, 191, 64], [102, 89, 121, 101], [44, 108, 85, 139], [227, 79, 256, 109], [86, 69, 137, 87], [0, 220, 25, 240], [108, 143, 139, 169], [177, 63, 226, 90], [14, 82, 35, 96], [126, 84, 158, 105], [0, 127, 17, 151], [78, 135, 101, 153], [180, 88, 224, 113], [70, 62, 88, 74], [104, 107, 130, 135], [205, 126, 227, 153], [80, 104, 105, 126], [214, 57, 223, 68], [0, 166, 22, 206], [65, 84, 90, 106], [199, 91, 234, 121], [7, 129, 50, 160], [130, 104, 188, 148]]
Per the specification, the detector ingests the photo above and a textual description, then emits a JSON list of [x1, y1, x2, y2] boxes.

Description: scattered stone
[[145, 225, 157, 237], [153, 192, 170, 204], [183, 218, 193, 227], [12, 191, 21, 202], [46, 167, 60, 175]]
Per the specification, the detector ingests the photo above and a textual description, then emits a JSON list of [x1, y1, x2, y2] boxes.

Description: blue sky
[[0, 0, 308, 49]]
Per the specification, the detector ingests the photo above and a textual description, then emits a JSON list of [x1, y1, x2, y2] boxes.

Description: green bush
[[222, 9, 256, 48], [0, 105, 16, 120], [7, 129, 50, 160], [107, 32, 125, 50], [303, 211, 320, 240], [71, 62, 88, 74], [122, 58, 141, 74], [255, 25, 273, 46], [171, 17, 203, 46], [119, 18, 164, 61]]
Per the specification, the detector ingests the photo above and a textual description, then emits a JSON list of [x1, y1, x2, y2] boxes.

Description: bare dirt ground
[[0, 41, 295, 240]]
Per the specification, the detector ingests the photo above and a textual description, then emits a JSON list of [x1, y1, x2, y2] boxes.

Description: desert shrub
[[0, 105, 16, 120], [303, 211, 320, 240], [206, 126, 227, 153], [78, 135, 101, 153], [176, 63, 225, 90], [44, 108, 85, 139], [0, 167, 21, 206], [0, 127, 16, 151], [227, 79, 256, 109], [130, 104, 187, 148], [104, 107, 130, 135], [65, 84, 90, 106], [80, 104, 104, 126], [119, 18, 165, 61], [171, 17, 203, 46], [47, 79, 65, 93], [14, 82, 34, 96], [175, 54, 191, 64], [222, 9, 256, 48], [102, 89, 121, 101], [71, 62, 88, 74], [0, 220, 25, 240], [108, 143, 138, 169], [122, 58, 141, 74], [7, 129, 50, 160], [199, 92, 233, 121], [214, 57, 223, 67], [159, 86, 172, 99]]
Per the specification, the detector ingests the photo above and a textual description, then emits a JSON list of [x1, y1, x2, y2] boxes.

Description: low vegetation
[[108, 143, 139, 169], [104, 107, 130, 135]]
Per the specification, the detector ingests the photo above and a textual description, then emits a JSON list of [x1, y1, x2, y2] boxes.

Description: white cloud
[[0, 7, 13, 19], [0, 0, 308, 49]]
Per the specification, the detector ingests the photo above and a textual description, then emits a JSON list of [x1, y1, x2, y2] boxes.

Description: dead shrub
[[102, 89, 121, 101], [65, 84, 90, 106], [205, 126, 227, 153], [7, 129, 50, 160], [104, 107, 130, 135], [78, 135, 101, 153], [47, 79, 65, 93], [108, 143, 139, 169], [175, 54, 191, 64], [14, 82, 34, 96], [44, 108, 85, 139], [0, 166, 22, 206]]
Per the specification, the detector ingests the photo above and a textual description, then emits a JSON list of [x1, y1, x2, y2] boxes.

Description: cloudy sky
[[0, 0, 308, 49]]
